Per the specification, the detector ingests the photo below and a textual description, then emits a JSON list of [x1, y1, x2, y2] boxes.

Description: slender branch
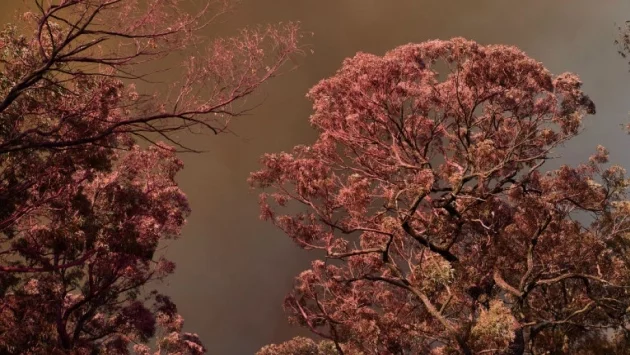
[[0, 250, 96, 273], [519, 214, 552, 292]]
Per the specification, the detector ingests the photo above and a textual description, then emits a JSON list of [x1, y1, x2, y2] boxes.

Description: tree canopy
[[251, 38, 630, 354], [0, 0, 300, 353]]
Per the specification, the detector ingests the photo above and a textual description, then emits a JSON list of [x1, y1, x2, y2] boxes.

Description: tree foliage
[[251, 38, 630, 354], [0, 0, 300, 353]]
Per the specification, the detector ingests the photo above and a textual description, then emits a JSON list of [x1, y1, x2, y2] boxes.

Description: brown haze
[[2, 1, 630, 353]]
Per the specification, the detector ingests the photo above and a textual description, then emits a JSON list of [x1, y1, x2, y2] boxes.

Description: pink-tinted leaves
[[251, 38, 628, 354]]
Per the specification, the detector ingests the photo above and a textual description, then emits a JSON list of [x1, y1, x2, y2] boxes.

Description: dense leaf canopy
[[251, 38, 630, 354], [0, 0, 299, 353]]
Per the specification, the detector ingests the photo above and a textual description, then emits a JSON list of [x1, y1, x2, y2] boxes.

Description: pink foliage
[[251, 38, 630, 354], [0, 0, 302, 353], [0, 144, 198, 353], [0, 0, 301, 154]]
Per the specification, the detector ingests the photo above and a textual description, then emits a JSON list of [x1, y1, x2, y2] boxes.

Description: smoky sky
[[2, 1, 630, 354]]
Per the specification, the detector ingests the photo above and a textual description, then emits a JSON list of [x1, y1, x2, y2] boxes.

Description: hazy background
[[3, 1, 630, 353]]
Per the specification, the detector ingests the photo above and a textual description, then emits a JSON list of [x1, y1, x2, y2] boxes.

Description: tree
[[0, 0, 300, 353], [257, 337, 339, 355], [250, 38, 630, 354]]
